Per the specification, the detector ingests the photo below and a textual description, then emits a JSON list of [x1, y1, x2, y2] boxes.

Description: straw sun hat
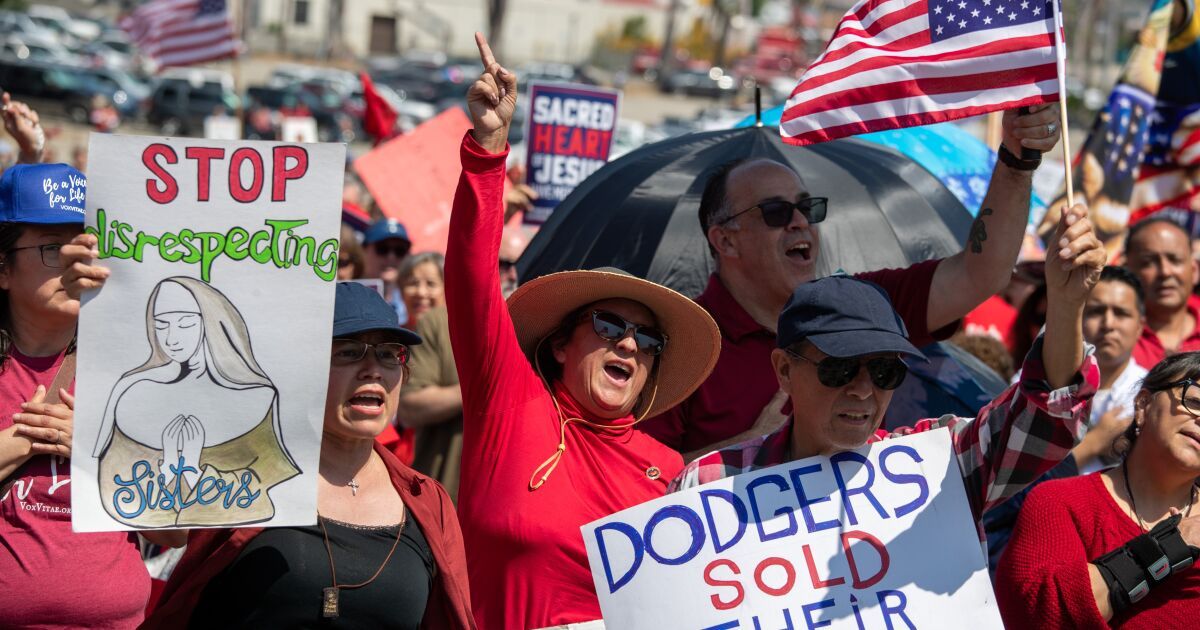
[[506, 267, 720, 420]]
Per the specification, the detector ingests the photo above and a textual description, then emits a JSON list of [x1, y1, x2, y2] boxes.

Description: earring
[[1134, 424, 1142, 436]]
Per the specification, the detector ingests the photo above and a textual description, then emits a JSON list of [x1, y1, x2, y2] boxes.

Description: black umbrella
[[518, 125, 974, 298]]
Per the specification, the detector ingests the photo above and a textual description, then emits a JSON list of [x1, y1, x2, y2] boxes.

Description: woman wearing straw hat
[[444, 34, 721, 630]]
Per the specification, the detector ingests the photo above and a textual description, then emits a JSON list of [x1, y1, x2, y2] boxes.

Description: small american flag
[[781, 0, 1063, 146], [121, 0, 239, 68]]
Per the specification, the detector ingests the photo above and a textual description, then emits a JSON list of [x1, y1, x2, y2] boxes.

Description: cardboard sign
[[523, 82, 620, 225], [582, 429, 1004, 630], [72, 134, 344, 532], [354, 107, 473, 254]]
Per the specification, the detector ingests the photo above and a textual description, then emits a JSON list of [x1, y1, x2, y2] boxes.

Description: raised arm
[[445, 34, 541, 415], [926, 105, 1063, 332], [893, 204, 1104, 519]]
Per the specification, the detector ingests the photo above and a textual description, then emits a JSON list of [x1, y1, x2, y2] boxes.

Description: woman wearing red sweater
[[996, 351, 1200, 628], [446, 35, 721, 629]]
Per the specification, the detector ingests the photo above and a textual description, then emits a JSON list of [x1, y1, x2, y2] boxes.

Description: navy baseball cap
[[0, 163, 86, 224], [333, 281, 422, 345], [777, 276, 925, 360], [363, 218, 411, 246]]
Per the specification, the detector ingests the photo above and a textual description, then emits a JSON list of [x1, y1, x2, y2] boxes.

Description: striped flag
[[780, 0, 1064, 146], [120, 0, 239, 68]]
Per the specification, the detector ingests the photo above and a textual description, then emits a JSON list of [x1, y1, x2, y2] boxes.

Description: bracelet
[[997, 144, 1041, 171], [1093, 514, 1199, 612]]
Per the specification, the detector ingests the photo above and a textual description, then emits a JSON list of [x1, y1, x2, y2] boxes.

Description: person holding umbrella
[[644, 106, 1080, 462], [446, 34, 721, 629]]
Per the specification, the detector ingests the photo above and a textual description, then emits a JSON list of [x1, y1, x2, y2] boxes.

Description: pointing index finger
[[475, 32, 496, 69]]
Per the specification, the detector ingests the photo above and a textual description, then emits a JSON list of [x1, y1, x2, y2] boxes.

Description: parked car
[[660, 68, 740, 99], [148, 78, 239, 136], [0, 58, 141, 123], [244, 85, 354, 142]]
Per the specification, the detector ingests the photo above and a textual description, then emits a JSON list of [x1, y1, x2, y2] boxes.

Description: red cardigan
[[141, 443, 474, 629], [996, 472, 1200, 629]]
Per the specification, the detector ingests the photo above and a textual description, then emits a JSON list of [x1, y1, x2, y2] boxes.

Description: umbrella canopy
[[518, 125, 974, 298]]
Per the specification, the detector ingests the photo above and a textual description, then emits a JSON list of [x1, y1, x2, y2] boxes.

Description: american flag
[[780, 0, 1063, 146], [120, 0, 239, 68]]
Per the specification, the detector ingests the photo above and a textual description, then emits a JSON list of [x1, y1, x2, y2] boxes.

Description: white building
[[244, 0, 710, 64]]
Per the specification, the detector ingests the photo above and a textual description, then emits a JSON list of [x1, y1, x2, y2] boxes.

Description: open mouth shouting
[[603, 359, 635, 386], [347, 386, 387, 417], [786, 241, 813, 263]]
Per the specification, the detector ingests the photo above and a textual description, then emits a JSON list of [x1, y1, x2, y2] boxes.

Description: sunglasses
[[331, 339, 410, 368], [499, 258, 517, 272], [721, 197, 828, 228], [584, 310, 668, 356], [372, 242, 410, 258], [786, 350, 908, 390]]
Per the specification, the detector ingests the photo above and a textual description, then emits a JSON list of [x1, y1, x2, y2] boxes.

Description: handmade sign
[[582, 429, 1004, 629], [523, 81, 620, 225], [71, 134, 343, 532]]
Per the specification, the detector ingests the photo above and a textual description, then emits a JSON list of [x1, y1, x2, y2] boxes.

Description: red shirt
[[996, 473, 1200, 629], [0, 349, 149, 629], [446, 133, 683, 629], [144, 443, 474, 629], [962, 294, 1017, 351], [1132, 294, 1200, 369], [643, 265, 951, 453]]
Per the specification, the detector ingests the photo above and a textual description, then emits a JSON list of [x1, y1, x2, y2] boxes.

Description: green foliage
[[0, 0, 29, 10]]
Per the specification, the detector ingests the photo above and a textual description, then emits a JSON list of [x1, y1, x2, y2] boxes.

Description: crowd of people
[[1, 31, 1199, 629]]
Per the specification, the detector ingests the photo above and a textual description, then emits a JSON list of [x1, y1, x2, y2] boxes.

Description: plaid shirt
[[669, 338, 1099, 544]]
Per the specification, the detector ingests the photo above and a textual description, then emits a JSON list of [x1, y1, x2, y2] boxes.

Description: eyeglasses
[[7, 243, 64, 268], [499, 259, 517, 272], [720, 197, 828, 228], [585, 310, 668, 356], [331, 339, 410, 367], [786, 349, 908, 390], [372, 242, 410, 258], [1149, 378, 1200, 417]]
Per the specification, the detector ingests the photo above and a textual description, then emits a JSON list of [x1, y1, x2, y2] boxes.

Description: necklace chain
[[318, 514, 405, 618], [1122, 461, 1197, 530]]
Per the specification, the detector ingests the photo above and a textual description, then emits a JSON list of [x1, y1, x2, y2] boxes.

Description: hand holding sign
[[468, 32, 518, 154]]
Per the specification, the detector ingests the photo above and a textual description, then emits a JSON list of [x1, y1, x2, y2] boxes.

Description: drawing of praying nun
[[92, 276, 300, 528]]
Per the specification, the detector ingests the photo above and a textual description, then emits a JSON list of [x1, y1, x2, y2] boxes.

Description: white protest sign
[[281, 116, 319, 143], [72, 134, 344, 532], [203, 115, 242, 140], [582, 429, 1003, 630]]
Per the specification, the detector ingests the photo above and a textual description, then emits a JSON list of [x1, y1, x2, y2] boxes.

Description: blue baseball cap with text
[[0, 163, 86, 224]]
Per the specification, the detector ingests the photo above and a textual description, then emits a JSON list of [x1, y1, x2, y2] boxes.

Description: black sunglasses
[[1148, 378, 1200, 417], [585, 310, 668, 356], [499, 258, 517, 272], [372, 242, 410, 258], [787, 350, 908, 390], [331, 339, 410, 367], [720, 197, 828, 228]]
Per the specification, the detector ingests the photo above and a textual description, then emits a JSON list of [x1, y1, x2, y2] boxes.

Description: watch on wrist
[[997, 144, 1041, 171]]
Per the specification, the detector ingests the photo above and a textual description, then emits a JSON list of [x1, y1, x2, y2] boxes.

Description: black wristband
[[997, 144, 1041, 171]]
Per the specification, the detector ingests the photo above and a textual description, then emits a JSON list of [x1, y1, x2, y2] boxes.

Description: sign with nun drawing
[[71, 134, 344, 532]]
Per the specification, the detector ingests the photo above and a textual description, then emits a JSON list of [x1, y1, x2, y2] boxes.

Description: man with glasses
[[671, 210, 1106, 548], [644, 106, 1074, 461], [362, 217, 413, 322]]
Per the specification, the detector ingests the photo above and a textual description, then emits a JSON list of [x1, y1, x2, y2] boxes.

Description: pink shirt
[[0, 349, 149, 629]]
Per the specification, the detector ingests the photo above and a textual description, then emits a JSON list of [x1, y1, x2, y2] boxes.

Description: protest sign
[[203, 114, 242, 140], [354, 107, 472, 254], [281, 116, 319, 143], [523, 82, 620, 226], [71, 134, 344, 532], [582, 429, 1003, 630]]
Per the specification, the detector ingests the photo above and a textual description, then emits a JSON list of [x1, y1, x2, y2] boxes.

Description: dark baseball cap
[[0, 163, 86, 224], [777, 275, 925, 360], [333, 281, 422, 345], [363, 218, 411, 246]]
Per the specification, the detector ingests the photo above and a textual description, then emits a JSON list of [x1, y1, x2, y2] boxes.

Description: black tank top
[[190, 509, 434, 629]]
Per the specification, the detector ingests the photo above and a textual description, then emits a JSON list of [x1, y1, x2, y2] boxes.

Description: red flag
[[780, 0, 1064, 146], [360, 72, 398, 145]]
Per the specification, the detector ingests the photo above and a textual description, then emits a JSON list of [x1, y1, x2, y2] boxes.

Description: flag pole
[[1052, 0, 1075, 207]]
